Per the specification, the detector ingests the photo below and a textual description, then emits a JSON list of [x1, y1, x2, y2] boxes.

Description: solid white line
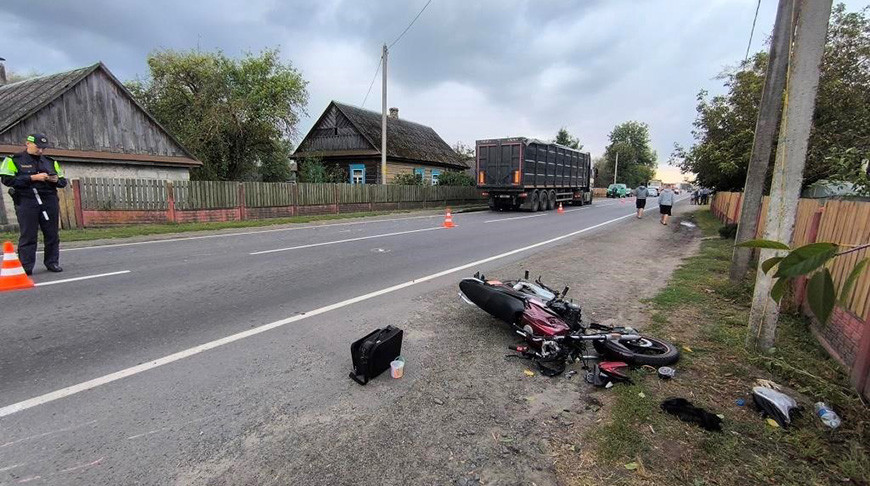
[[484, 213, 547, 223], [48, 214, 447, 253], [249, 227, 443, 255], [33, 271, 131, 287], [0, 209, 639, 418]]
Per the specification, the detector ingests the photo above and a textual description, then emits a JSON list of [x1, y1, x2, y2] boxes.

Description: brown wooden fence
[[712, 192, 870, 321], [56, 179, 485, 229], [712, 192, 870, 399]]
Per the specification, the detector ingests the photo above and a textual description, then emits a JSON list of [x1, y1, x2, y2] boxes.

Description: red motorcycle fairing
[[519, 299, 572, 337]]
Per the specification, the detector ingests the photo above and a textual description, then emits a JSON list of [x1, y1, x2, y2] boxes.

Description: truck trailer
[[476, 137, 593, 211]]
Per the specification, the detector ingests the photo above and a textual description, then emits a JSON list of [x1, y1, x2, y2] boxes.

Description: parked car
[[673, 187, 681, 195], [606, 183, 629, 198], [647, 187, 659, 197]]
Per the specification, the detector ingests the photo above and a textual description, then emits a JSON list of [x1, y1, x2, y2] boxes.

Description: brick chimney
[[389, 107, 399, 119], [0, 58, 6, 86]]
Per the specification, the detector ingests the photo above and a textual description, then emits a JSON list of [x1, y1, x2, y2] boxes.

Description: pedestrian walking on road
[[700, 188, 710, 205], [659, 186, 674, 225], [0, 133, 67, 275], [635, 184, 648, 218]]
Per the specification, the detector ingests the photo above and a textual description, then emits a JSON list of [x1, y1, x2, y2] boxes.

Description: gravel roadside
[[180, 203, 703, 486]]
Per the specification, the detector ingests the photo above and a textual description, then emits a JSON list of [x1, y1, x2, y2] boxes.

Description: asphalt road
[[0, 195, 687, 485]]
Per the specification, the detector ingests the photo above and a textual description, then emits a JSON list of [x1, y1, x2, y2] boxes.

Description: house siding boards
[[294, 101, 467, 184], [0, 67, 192, 159]]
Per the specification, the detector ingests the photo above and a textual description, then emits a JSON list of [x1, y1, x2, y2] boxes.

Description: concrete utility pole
[[381, 44, 388, 184], [730, 0, 797, 283], [613, 152, 619, 185], [747, 0, 832, 351]]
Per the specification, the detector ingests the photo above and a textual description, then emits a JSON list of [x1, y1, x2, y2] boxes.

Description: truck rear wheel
[[547, 190, 556, 210], [529, 190, 539, 212]]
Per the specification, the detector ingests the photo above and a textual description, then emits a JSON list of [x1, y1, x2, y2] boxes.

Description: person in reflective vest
[[0, 133, 67, 275]]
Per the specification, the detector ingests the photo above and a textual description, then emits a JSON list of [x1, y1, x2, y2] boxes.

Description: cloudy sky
[[2, 0, 867, 182]]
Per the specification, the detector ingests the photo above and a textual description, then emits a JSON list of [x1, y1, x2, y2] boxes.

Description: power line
[[389, 0, 433, 49], [360, 0, 432, 106], [360, 57, 382, 108], [745, 0, 763, 62]]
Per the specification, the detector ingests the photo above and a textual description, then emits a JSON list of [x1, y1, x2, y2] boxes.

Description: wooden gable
[[295, 103, 376, 155], [0, 64, 197, 163]]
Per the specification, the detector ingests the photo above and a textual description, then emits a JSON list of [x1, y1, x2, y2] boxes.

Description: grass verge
[[0, 205, 486, 244], [565, 209, 869, 486]]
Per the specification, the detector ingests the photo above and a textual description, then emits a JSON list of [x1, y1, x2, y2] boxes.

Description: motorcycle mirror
[[562, 286, 569, 297], [524, 270, 529, 280]]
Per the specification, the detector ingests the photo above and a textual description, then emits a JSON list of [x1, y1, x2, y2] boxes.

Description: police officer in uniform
[[0, 134, 66, 275]]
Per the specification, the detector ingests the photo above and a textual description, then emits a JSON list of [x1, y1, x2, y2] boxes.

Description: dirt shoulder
[[179, 203, 702, 486]]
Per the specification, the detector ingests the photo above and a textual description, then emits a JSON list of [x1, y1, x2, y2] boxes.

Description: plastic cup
[[390, 359, 404, 379]]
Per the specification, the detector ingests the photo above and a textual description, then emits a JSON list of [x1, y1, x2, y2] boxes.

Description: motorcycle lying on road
[[458, 272, 679, 376]]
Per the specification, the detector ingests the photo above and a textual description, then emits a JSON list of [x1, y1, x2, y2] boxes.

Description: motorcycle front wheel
[[593, 335, 680, 366]]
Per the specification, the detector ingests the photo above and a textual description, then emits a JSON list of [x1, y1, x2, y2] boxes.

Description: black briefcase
[[349, 326, 403, 385]]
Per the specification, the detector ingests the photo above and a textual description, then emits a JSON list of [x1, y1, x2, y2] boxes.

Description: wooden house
[[292, 101, 467, 185], [0, 62, 201, 229]]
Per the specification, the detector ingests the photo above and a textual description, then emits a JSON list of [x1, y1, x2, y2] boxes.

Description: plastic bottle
[[814, 402, 841, 429]]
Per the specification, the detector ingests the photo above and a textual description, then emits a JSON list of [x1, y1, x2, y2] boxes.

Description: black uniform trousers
[[14, 195, 60, 272]]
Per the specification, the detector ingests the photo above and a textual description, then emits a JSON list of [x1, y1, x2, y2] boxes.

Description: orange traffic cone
[[1, 241, 34, 292], [557, 202, 565, 214], [443, 208, 456, 228]]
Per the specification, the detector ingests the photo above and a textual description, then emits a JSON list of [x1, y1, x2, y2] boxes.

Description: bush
[[436, 171, 475, 186], [719, 223, 738, 239], [298, 157, 347, 183], [393, 173, 424, 185]]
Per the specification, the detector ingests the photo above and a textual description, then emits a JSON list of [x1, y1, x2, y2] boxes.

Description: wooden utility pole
[[731, 0, 796, 283], [613, 152, 619, 185], [381, 44, 388, 184], [747, 0, 832, 351]]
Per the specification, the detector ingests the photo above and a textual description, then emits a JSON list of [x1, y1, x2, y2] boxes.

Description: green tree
[[128, 48, 308, 181], [297, 157, 346, 183], [554, 127, 583, 150], [675, 4, 870, 191], [437, 170, 474, 186], [600, 121, 657, 188], [452, 141, 475, 167], [257, 139, 295, 182]]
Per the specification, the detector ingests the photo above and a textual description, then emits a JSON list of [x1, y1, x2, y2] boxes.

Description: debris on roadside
[[813, 402, 842, 429], [660, 397, 723, 431], [657, 366, 676, 379], [680, 221, 697, 228], [585, 362, 632, 388], [752, 385, 799, 428]]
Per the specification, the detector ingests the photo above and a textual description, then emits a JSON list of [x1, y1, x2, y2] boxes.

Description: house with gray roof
[[292, 101, 467, 185], [0, 61, 201, 229]]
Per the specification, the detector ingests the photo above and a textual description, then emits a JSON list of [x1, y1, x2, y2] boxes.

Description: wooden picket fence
[[712, 192, 870, 320], [56, 178, 484, 229]]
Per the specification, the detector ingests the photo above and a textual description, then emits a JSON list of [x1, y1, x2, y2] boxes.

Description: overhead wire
[[360, 0, 433, 107], [745, 0, 763, 62], [360, 57, 382, 108], [389, 0, 433, 49]]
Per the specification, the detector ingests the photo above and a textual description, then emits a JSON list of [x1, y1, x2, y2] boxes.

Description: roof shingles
[[0, 64, 98, 134], [301, 101, 466, 169]]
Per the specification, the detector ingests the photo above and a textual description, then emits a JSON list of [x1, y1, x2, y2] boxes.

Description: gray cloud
[[2, 0, 867, 175]]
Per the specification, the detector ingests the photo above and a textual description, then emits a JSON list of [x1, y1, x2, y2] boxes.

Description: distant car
[[647, 187, 659, 197], [673, 188, 681, 195], [606, 183, 629, 198]]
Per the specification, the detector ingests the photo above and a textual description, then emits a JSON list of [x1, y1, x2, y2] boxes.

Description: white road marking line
[[47, 213, 447, 253], [33, 271, 131, 287], [0, 464, 24, 472], [484, 213, 547, 223], [250, 227, 444, 255], [0, 209, 639, 418]]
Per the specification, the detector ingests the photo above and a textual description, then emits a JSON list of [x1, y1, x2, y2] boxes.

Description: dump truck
[[476, 137, 593, 211]]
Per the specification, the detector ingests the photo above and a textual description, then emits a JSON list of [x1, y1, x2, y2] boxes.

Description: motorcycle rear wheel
[[593, 335, 680, 366]]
